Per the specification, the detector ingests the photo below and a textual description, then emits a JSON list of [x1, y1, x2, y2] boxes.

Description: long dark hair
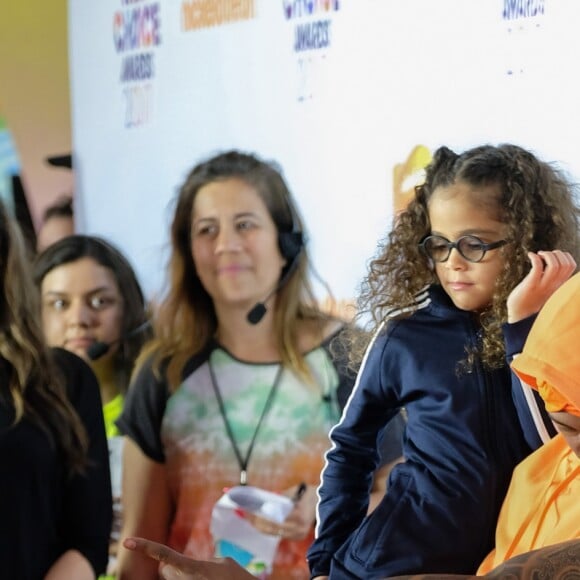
[[33, 235, 151, 390], [0, 202, 88, 474]]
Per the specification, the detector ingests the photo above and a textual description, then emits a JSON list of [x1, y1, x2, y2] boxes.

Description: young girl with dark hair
[[307, 143, 580, 578], [34, 234, 151, 577]]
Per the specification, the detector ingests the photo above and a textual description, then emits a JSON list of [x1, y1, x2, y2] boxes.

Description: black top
[[0, 348, 112, 579]]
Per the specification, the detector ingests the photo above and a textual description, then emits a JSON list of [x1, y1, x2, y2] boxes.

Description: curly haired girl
[[308, 143, 580, 578]]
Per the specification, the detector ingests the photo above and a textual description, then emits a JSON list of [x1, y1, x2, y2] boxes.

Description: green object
[[103, 393, 125, 438]]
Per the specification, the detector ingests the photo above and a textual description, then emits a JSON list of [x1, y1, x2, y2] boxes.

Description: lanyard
[[209, 360, 283, 486]]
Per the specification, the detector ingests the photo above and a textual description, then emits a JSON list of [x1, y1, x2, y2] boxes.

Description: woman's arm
[[122, 537, 256, 580], [44, 549, 95, 580], [116, 437, 173, 580]]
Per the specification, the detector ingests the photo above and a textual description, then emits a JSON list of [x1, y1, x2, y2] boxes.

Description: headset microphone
[[246, 255, 301, 325], [86, 340, 111, 361], [246, 192, 305, 325], [87, 320, 151, 361], [246, 230, 304, 325], [246, 301, 268, 325]]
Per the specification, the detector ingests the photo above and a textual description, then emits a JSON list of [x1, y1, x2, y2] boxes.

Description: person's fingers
[[546, 250, 574, 276], [538, 250, 573, 270], [267, 520, 310, 541], [159, 563, 186, 579], [507, 250, 577, 323], [537, 250, 562, 276], [526, 251, 573, 284], [563, 252, 577, 269], [124, 538, 256, 579], [249, 517, 305, 540], [529, 251, 545, 266], [123, 537, 182, 565], [527, 251, 545, 277], [252, 517, 285, 537], [537, 251, 576, 284], [250, 497, 314, 540], [549, 249, 574, 265]]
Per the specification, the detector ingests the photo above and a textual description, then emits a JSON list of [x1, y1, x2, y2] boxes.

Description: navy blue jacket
[[307, 285, 551, 578]]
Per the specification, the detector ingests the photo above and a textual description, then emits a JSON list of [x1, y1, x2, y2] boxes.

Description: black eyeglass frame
[[419, 234, 509, 263]]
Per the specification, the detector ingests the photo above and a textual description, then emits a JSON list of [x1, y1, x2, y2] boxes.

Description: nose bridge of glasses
[[447, 240, 470, 263]]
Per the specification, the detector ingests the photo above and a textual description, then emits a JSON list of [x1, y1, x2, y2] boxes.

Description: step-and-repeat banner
[[69, 0, 578, 303]]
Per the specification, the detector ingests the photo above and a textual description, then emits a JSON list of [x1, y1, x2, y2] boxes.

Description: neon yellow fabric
[[103, 393, 124, 438]]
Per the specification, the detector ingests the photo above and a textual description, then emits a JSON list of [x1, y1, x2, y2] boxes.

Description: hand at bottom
[[122, 537, 255, 580]]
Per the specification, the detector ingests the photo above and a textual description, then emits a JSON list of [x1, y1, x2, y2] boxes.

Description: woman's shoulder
[[130, 345, 211, 391], [297, 317, 346, 353], [322, 317, 348, 341]]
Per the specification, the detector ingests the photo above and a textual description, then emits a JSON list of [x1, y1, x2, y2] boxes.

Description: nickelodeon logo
[[113, 3, 161, 53], [181, 0, 255, 31]]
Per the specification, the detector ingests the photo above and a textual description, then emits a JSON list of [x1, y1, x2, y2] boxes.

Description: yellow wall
[[0, 0, 73, 227]]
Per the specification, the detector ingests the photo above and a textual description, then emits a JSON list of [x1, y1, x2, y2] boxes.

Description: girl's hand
[[246, 483, 317, 540], [122, 537, 255, 580], [507, 250, 576, 323]]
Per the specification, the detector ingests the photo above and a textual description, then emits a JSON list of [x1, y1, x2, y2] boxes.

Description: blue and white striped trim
[[511, 354, 552, 444], [314, 287, 431, 537]]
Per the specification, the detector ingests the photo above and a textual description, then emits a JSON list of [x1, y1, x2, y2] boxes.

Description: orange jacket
[[478, 272, 580, 574]]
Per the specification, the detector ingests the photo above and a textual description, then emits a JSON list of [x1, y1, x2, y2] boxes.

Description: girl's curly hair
[[351, 143, 580, 369]]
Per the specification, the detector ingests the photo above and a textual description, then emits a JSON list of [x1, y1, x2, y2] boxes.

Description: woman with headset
[[115, 150, 405, 579]]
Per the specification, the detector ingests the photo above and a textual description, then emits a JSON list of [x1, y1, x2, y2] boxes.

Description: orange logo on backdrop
[[392, 145, 432, 214], [181, 0, 255, 31]]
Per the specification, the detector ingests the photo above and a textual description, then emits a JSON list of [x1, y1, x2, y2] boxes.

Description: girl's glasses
[[419, 234, 509, 263]]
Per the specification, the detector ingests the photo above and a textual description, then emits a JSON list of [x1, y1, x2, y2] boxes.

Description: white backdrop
[[68, 0, 579, 302]]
